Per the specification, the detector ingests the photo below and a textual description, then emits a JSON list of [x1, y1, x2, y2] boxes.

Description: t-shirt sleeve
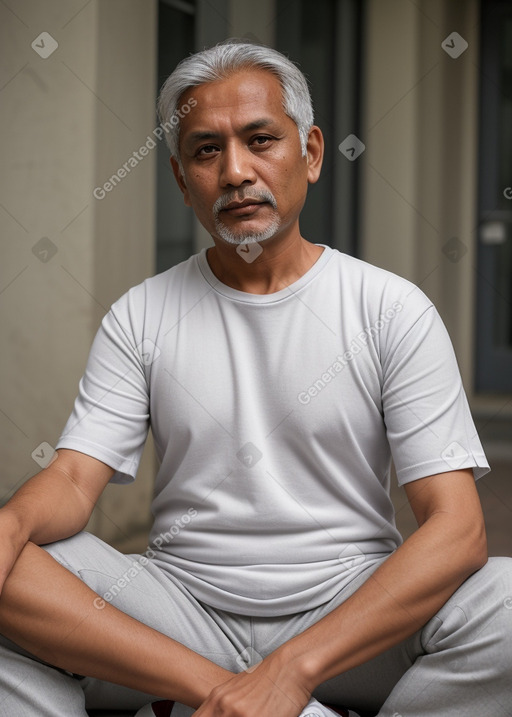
[[380, 298, 489, 486], [56, 291, 150, 484]]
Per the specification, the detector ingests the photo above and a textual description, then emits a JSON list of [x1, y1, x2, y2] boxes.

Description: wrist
[[273, 636, 322, 694]]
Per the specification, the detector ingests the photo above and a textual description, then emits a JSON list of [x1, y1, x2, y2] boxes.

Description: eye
[[251, 135, 274, 148], [196, 144, 219, 157]]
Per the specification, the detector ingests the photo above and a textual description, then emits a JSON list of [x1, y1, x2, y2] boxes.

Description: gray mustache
[[213, 189, 278, 217]]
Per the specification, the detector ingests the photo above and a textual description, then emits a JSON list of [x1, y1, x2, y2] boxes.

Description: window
[[276, 0, 362, 255], [476, 0, 512, 392], [156, 0, 196, 273]]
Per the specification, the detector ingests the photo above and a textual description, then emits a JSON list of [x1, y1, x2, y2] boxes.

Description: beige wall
[[0, 0, 157, 544], [361, 0, 480, 393]]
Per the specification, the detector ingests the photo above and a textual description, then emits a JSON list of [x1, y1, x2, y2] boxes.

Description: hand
[[194, 647, 312, 717], [0, 509, 28, 595]]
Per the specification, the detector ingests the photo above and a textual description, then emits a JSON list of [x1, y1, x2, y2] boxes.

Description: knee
[[492, 557, 512, 618], [433, 557, 512, 640], [477, 556, 512, 600], [470, 557, 512, 648], [425, 557, 512, 671]]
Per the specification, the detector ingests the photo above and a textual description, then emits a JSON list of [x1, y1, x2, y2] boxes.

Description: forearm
[[0, 541, 233, 705], [281, 512, 487, 690]]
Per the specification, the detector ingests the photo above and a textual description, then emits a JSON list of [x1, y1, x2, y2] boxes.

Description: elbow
[[464, 519, 488, 575], [475, 531, 488, 571]]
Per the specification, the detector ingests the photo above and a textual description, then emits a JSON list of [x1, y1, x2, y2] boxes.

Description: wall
[[361, 0, 480, 392], [0, 0, 157, 546]]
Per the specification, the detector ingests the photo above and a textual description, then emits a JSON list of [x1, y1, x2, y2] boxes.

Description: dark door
[[476, 0, 512, 392]]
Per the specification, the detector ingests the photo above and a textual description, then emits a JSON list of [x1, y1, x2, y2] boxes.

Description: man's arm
[[0, 540, 233, 704], [0, 448, 237, 704], [286, 467, 487, 683], [0, 448, 114, 593], [193, 468, 487, 717]]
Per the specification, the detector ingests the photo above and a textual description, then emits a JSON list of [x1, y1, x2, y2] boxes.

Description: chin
[[216, 220, 281, 246]]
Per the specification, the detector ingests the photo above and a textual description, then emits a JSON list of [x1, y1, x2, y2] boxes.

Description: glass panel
[[492, 17, 512, 349], [498, 19, 512, 206], [156, 1, 196, 273], [276, 0, 361, 256], [476, 1, 512, 391]]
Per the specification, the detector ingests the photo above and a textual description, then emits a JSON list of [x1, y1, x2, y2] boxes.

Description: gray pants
[[1, 532, 511, 716]]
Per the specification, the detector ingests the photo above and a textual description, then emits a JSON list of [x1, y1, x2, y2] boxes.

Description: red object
[[150, 701, 175, 716]]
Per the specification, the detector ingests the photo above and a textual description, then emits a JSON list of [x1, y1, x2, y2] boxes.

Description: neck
[[206, 232, 324, 295]]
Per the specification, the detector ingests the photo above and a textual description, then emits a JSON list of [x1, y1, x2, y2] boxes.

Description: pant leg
[[378, 556, 512, 716], [0, 634, 89, 717], [0, 532, 251, 717], [252, 558, 420, 714], [253, 557, 512, 715]]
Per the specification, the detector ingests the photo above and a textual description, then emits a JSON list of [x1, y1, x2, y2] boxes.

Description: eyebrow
[[184, 118, 276, 147]]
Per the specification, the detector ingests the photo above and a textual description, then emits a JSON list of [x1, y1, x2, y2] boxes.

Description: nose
[[219, 141, 256, 188]]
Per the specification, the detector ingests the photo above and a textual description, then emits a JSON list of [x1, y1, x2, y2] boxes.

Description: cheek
[[186, 174, 213, 202], [270, 163, 306, 198], [276, 173, 308, 215], [269, 152, 306, 182], [186, 181, 216, 218]]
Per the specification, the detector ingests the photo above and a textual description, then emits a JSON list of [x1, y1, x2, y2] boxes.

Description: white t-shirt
[[56, 246, 489, 616]]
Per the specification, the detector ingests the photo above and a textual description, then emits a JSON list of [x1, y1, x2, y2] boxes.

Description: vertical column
[[0, 1, 100, 506], [360, 0, 480, 390], [360, 0, 420, 280], [88, 0, 158, 542], [0, 0, 158, 546]]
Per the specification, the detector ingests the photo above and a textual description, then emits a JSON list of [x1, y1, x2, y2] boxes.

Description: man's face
[[172, 69, 319, 247]]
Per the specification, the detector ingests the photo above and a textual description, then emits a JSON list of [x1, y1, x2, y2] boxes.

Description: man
[[0, 39, 511, 717]]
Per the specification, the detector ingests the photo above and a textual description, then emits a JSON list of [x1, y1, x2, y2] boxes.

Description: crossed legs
[[1, 532, 512, 716], [0, 533, 234, 715]]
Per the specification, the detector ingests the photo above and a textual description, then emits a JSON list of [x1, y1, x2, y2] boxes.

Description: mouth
[[221, 199, 268, 216]]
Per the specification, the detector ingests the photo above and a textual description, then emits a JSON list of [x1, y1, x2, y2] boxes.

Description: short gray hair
[[157, 39, 314, 163]]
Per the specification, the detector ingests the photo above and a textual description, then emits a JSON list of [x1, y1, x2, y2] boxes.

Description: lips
[[222, 199, 265, 211], [221, 199, 268, 217]]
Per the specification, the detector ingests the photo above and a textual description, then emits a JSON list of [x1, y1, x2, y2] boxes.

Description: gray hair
[[157, 39, 314, 164]]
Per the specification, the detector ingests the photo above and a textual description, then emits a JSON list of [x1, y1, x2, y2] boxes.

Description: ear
[[305, 126, 324, 184], [170, 157, 191, 206]]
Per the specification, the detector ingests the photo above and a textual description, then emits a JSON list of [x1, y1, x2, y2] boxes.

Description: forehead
[[178, 69, 289, 136]]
